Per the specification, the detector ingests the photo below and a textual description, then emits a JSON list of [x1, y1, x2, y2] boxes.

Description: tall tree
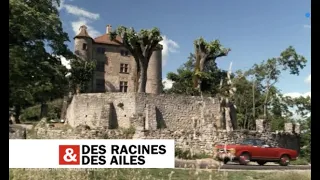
[[110, 26, 163, 92], [9, 0, 74, 121], [69, 58, 96, 94], [193, 38, 231, 89], [285, 95, 311, 161], [247, 46, 307, 119], [166, 53, 228, 96]]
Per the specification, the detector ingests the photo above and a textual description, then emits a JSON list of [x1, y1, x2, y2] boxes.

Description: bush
[[20, 99, 63, 122], [122, 126, 136, 138], [290, 158, 310, 165], [175, 148, 211, 160]]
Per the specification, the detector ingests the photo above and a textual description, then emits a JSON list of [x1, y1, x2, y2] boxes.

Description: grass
[[290, 158, 310, 165], [9, 168, 310, 180]]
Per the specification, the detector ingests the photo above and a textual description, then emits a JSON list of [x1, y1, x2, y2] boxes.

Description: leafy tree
[[69, 58, 96, 94], [284, 96, 311, 161], [231, 71, 264, 129], [193, 38, 231, 89], [246, 46, 307, 120], [110, 26, 163, 92], [9, 0, 74, 122], [166, 53, 228, 96]]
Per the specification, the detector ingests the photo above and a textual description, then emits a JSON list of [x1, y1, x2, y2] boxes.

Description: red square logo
[[59, 145, 80, 165]]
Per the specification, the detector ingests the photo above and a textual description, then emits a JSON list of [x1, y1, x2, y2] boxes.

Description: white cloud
[[284, 92, 311, 98], [71, 18, 101, 38], [162, 78, 174, 89], [58, 0, 101, 38], [159, 36, 179, 66], [64, 4, 100, 20], [305, 74, 311, 84]]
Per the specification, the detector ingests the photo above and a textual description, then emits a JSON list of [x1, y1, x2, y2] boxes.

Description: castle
[[56, 25, 302, 155], [8, 25, 301, 157], [74, 25, 162, 94]]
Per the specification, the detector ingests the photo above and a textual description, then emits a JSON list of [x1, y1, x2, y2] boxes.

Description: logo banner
[[9, 139, 175, 168]]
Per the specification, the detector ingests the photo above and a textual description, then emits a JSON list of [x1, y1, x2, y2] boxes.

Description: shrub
[[20, 99, 63, 122], [175, 148, 211, 159], [122, 126, 136, 138]]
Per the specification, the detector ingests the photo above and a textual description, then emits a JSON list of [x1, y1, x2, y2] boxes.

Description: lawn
[[9, 168, 310, 180]]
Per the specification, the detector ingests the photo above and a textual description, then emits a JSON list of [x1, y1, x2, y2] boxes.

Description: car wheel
[[239, 153, 250, 165], [279, 155, 290, 166], [257, 160, 267, 166]]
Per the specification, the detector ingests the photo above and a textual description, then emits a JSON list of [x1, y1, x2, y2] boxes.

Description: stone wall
[[61, 93, 300, 155], [9, 125, 26, 139], [28, 120, 300, 156], [65, 93, 136, 129], [65, 93, 220, 131]]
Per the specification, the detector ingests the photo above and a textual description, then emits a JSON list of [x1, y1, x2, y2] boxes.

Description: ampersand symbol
[[63, 148, 77, 162]]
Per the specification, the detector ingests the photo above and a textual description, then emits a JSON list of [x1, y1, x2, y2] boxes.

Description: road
[[175, 159, 311, 170], [221, 164, 311, 170]]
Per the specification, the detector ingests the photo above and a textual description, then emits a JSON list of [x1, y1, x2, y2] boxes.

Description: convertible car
[[214, 138, 298, 166]]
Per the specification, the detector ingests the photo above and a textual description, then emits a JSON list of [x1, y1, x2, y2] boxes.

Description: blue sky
[[58, 0, 311, 98]]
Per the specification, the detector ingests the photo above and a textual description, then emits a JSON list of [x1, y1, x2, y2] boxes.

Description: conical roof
[[74, 25, 92, 39]]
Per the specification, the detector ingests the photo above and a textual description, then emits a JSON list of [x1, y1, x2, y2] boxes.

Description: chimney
[[106, 25, 112, 34]]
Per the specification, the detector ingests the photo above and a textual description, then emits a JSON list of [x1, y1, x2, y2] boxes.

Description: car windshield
[[239, 139, 267, 146], [240, 139, 256, 145]]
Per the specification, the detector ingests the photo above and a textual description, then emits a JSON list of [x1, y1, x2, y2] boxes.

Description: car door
[[256, 140, 279, 159], [247, 139, 263, 158], [253, 140, 270, 159]]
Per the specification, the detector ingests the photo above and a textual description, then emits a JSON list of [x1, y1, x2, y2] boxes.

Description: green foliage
[[175, 148, 211, 159], [69, 58, 96, 93], [193, 38, 231, 66], [109, 26, 163, 92], [122, 126, 136, 138], [290, 157, 310, 165], [166, 43, 308, 131], [9, 0, 73, 120], [20, 99, 63, 122], [166, 53, 228, 96], [193, 38, 230, 88]]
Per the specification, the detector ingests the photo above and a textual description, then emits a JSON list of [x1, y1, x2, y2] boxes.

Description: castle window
[[97, 47, 106, 54], [96, 61, 105, 72], [96, 79, 105, 92], [82, 43, 87, 50], [119, 81, 128, 92], [120, 50, 129, 56], [120, 63, 129, 73]]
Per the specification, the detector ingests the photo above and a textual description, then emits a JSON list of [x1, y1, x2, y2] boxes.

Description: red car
[[214, 138, 298, 166]]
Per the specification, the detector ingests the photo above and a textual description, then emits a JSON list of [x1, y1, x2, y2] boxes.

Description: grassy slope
[[10, 169, 310, 180]]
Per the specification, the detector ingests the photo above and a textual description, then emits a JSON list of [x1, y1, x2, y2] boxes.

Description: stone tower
[[74, 25, 94, 92], [146, 44, 163, 94], [74, 25, 93, 61]]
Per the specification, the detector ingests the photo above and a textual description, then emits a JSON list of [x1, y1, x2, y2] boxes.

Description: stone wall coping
[[75, 92, 220, 102]]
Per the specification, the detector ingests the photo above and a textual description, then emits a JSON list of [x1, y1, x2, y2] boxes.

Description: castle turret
[[73, 25, 94, 92], [74, 25, 93, 61], [146, 44, 163, 94]]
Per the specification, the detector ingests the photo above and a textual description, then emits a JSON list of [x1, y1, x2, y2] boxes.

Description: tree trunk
[[199, 58, 206, 71], [138, 64, 147, 93], [14, 105, 21, 124], [76, 84, 80, 94], [40, 102, 48, 119], [252, 80, 255, 119], [263, 82, 270, 119], [135, 70, 140, 92]]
